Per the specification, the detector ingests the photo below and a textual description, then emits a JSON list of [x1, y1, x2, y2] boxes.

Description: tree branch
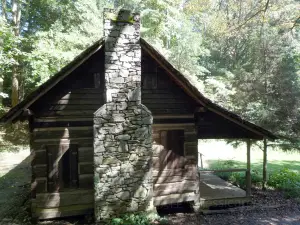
[[228, 0, 270, 32], [263, 0, 270, 13], [290, 16, 300, 30]]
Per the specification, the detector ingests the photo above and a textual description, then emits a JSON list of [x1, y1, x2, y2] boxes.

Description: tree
[[1, 0, 22, 106], [196, 0, 300, 140]]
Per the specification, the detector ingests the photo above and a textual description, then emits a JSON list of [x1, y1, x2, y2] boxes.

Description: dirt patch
[[166, 188, 300, 225], [1, 150, 300, 225], [35, 189, 300, 225], [0, 149, 31, 225]]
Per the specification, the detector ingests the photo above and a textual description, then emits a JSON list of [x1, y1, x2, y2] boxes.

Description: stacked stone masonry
[[94, 8, 153, 221]]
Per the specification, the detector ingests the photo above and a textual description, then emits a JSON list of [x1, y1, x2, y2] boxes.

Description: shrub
[[207, 160, 263, 190], [268, 168, 300, 198], [206, 160, 300, 198], [108, 213, 168, 225]]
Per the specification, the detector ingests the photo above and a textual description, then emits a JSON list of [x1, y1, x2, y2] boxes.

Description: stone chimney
[[94, 9, 153, 221]]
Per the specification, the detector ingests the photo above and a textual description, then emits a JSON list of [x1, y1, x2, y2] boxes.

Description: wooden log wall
[[28, 47, 201, 218], [29, 49, 104, 219], [196, 111, 262, 139], [152, 124, 199, 206], [141, 51, 199, 115]]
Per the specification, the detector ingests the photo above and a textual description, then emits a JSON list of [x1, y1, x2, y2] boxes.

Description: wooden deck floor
[[199, 172, 251, 208]]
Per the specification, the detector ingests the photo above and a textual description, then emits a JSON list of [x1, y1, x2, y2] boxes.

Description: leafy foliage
[[208, 159, 300, 198], [108, 213, 168, 225], [208, 160, 263, 189], [268, 168, 300, 198], [0, 0, 300, 149]]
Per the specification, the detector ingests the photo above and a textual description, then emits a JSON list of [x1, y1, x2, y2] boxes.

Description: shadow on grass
[[0, 155, 31, 223]]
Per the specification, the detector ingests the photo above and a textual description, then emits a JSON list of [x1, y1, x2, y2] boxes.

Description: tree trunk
[[0, 78, 3, 105], [1, 0, 8, 21], [12, 0, 21, 36], [262, 138, 267, 190], [11, 69, 19, 107], [11, 0, 21, 106]]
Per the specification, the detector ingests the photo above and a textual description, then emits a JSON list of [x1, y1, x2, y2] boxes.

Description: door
[[157, 130, 185, 170], [153, 129, 198, 205]]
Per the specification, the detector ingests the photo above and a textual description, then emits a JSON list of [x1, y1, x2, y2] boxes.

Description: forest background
[[0, 0, 299, 148]]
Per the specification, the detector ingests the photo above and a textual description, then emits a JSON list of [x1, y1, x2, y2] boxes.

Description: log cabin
[[0, 9, 276, 222]]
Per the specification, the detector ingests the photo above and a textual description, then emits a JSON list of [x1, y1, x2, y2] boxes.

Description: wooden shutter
[[69, 144, 78, 188], [47, 145, 60, 192]]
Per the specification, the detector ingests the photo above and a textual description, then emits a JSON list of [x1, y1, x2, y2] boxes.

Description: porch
[[192, 138, 253, 210], [152, 166, 251, 209], [198, 170, 250, 209]]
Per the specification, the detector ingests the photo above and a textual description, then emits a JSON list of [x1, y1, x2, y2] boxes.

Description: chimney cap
[[104, 8, 140, 24]]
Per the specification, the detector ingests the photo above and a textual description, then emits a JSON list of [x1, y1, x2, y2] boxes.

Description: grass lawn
[[198, 140, 300, 197], [198, 139, 300, 173]]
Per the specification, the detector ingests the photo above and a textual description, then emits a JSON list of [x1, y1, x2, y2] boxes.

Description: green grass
[[206, 159, 300, 175], [198, 140, 300, 197], [199, 139, 300, 172], [108, 213, 169, 225]]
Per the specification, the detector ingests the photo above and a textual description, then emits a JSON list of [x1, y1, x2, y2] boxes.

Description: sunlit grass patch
[[200, 140, 300, 197]]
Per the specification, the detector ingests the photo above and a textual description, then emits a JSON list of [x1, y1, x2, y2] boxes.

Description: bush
[[208, 160, 263, 190], [268, 168, 300, 198], [108, 213, 168, 225], [206, 160, 300, 198]]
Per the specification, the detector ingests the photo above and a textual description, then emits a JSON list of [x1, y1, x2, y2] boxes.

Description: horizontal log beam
[[35, 117, 93, 122], [153, 168, 196, 178], [154, 192, 195, 206], [78, 147, 93, 163], [33, 137, 93, 143], [200, 168, 248, 173], [154, 181, 197, 197], [78, 162, 93, 174], [33, 164, 47, 178], [33, 126, 92, 132], [36, 110, 96, 117], [154, 175, 196, 184], [153, 114, 194, 119], [79, 174, 93, 189], [33, 203, 94, 219], [35, 189, 94, 208]]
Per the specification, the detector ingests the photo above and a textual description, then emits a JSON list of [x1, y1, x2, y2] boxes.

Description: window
[[46, 144, 78, 192]]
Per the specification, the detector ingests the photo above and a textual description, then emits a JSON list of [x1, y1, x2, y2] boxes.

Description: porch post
[[246, 139, 251, 197], [262, 138, 267, 190]]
